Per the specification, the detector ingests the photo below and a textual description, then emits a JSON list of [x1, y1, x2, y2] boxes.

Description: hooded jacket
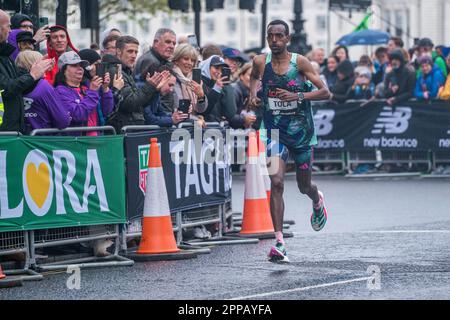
[[7, 29, 21, 61], [331, 60, 355, 103], [44, 25, 78, 85], [384, 50, 416, 104], [414, 65, 446, 100], [0, 42, 36, 132], [23, 79, 71, 134], [199, 55, 242, 128]]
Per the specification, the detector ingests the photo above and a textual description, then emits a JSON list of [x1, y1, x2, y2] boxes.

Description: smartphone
[[116, 64, 122, 77], [178, 99, 191, 114], [39, 17, 49, 29], [96, 63, 106, 78], [222, 67, 231, 82], [188, 34, 199, 48], [192, 68, 201, 84]]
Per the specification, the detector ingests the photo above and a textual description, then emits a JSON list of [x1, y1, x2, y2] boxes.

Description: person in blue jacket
[[415, 55, 445, 100]]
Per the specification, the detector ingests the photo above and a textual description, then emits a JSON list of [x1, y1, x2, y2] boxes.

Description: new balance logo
[[372, 106, 412, 134], [314, 110, 335, 136]]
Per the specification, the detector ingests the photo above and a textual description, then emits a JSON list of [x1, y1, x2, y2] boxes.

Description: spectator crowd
[[1, 9, 450, 136]]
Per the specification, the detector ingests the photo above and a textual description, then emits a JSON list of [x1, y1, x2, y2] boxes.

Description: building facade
[[41, 0, 449, 58]]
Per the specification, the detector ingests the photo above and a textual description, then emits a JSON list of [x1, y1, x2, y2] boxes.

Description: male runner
[[249, 20, 331, 263]]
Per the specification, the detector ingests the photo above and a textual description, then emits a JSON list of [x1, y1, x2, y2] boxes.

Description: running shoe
[[268, 242, 290, 264], [310, 191, 328, 232]]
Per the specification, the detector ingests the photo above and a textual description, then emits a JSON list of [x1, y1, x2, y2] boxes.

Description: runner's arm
[[298, 55, 331, 101], [249, 55, 264, 107]]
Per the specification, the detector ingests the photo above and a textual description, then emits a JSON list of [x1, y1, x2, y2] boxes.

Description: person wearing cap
[[54, 51, 113, 135], [199, 55, 243, 127], [383, 49, 416, 106], [417, 37, 447, 77], [16, 31, 36, 53], [346, 67, 375, 100], [414, 55, 445, 101], [0, 9, 53, 132], [222, 47, 248, 83], [14, 50, 70, 134], [44, 25, 79, 85], [10, 13, 50, 46]]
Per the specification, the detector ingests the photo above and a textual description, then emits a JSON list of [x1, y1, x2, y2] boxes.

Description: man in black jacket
[[384, 49, 416, 106], [0, 10, 52, 132], [108, 35, 173, 131]]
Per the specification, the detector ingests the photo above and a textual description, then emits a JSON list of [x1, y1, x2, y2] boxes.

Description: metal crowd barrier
[[26, 126, 133, 271], [346, 149, 432, 178], [121, 124, 256, 248], [0, 131, 42, 281]]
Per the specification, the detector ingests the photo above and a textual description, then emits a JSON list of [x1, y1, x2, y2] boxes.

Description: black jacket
[[0, 42, 36, 132], [106, 64, 157, 131], [383, 52, 416, 105], [231, 80, 263, 130], [200, 76, 242, 128]]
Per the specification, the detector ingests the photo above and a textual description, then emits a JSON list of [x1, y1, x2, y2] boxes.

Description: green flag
[[354, 12, 372, 32]]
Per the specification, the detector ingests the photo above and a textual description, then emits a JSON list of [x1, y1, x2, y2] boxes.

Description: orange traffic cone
[[257, 131, 271, 207], [137, 138, 179, 254], [240, 131, 275, 235], [0, 264, 5, 280]]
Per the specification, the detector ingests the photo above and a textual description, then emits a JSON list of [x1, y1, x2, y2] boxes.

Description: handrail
[[0, 131, 21, 136], [121, 125, 162, 133], [30, 126, 116, 136]]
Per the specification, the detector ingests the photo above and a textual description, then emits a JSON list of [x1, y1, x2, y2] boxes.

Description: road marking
[[361, 230, 450, 234], [228, 277, 371, 300]]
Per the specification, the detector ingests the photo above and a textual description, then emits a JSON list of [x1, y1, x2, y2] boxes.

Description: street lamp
[[288, 0, 311, 55]]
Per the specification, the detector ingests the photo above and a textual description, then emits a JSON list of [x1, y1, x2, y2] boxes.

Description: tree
[[40, 0, 171, 23]]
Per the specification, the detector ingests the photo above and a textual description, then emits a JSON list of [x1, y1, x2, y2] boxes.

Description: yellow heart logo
[[26, 163, 50, 209]]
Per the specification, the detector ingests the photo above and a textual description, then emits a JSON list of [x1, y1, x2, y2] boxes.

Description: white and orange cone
[[240, 131, 275, 235], [257, 131, 271, 207], [137, 138, 179, 254]]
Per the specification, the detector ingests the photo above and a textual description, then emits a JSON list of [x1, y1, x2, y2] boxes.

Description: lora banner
[[0, 136, 126, 232]]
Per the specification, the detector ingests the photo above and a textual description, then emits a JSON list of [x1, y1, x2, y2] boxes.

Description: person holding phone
[[171, 44, 207, 121], [54, 51, 113, 136], [143, 64, 188, 127], [78, 49, 117, 134], [199, 55, 244, 128], [10, 13, 51, 46]]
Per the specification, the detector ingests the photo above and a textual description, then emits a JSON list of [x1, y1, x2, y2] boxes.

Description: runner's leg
[[269, 155, 287, 234]]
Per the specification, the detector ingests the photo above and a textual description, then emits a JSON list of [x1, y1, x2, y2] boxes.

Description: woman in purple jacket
[[54, 51, 113, 136], [15, 51, 71, 134]]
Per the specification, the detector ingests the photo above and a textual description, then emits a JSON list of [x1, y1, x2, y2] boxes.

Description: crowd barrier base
[[124, 249, 198, 262], [0, 230, 43, 282], [30, 225, 134, 272]]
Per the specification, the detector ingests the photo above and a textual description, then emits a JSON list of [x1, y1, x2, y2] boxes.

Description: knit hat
[[78, 49, 101, 65], [336, 59, 354, 78], [418, 55, 433, 66], [355, 66, 372, 79], [10, 14, 32, 30]]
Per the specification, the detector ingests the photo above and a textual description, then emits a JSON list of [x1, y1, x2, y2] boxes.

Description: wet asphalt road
[[1, 175, 450, 300]]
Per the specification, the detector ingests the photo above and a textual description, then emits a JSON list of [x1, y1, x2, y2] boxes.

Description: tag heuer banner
[[0, 136, 126, 232], [313, 100, 450, 151], [125, 127, 232, 222]]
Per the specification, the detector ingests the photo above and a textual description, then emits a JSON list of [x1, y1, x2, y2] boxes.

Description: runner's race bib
[[267, 87, 301, 116]]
